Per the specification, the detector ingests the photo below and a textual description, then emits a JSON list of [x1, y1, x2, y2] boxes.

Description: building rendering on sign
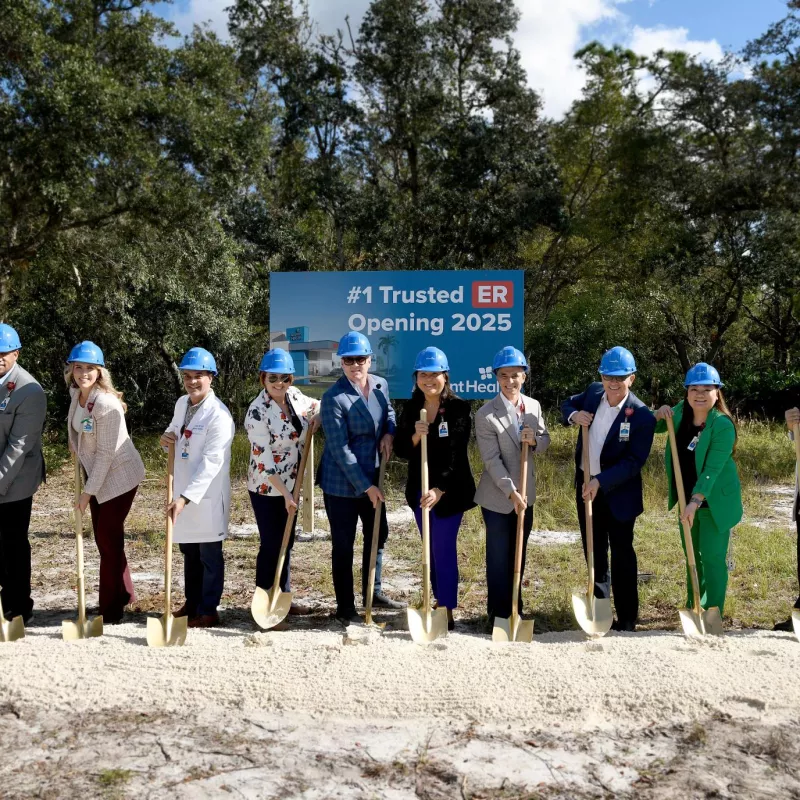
[[270, 326, 339, 385]]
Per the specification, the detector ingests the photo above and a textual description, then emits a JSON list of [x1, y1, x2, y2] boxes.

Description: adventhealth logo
[[450, 366, 498, 395]]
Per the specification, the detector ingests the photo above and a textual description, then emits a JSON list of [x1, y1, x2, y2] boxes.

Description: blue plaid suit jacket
[[317, 375, 396, 497]]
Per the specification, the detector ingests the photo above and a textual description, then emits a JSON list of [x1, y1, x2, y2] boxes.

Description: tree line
[[2, 0, 799, 427]]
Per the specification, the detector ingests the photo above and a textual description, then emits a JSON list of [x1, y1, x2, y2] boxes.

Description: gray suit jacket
[[0, 364, 47, 503], [474, 393, 550, 514]]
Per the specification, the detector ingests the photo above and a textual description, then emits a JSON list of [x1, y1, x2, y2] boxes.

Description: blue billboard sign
[[269, 270, 524, 399]]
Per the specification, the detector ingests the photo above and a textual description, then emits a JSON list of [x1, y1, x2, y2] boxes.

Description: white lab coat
[[165, 391, 235, 544]]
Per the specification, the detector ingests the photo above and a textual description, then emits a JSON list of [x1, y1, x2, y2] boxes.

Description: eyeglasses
[[601, 374, 631, 382], [342, 357, 368, 366], [267, 374, 293, 384]]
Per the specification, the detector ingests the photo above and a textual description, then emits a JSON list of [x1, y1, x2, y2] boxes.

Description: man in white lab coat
[[160, 348, 235, 628]]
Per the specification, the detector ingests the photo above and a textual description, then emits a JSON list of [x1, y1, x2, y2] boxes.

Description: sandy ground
[[2, 466, 800, 798]]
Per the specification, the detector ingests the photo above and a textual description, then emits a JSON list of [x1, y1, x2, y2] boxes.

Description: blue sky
[[158, 0, 791, 117]]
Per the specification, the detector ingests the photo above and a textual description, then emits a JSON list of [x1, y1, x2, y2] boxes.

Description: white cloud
[[628, 25, 724, 61], [163, 1, 726, 119]]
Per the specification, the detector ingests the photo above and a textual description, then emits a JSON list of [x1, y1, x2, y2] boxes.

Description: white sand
[[2, 623, 799, 730]]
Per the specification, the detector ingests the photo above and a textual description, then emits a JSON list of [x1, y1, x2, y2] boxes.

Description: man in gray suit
[[474, 347, 550, 628], [0, 324, 47, 623]]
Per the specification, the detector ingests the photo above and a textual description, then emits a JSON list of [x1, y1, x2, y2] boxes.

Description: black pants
[[323, 492, 388, 616], [795, 511, 800, 610], [250, 491, 297, 592], [482, 506, 533, 620], [576, 483, 639, 624], [179, 541, 224, 617], [0, 496, 33, 619]]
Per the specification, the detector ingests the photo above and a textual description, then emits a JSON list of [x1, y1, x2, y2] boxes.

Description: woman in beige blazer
[[474, 346, 550, 629], [65, 341, 145, 623]]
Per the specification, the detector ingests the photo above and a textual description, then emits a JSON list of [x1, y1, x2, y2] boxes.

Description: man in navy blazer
[[561, 346, 656, 631], [318, 332, 404, 624]]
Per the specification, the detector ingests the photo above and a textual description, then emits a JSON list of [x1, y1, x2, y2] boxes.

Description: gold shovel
[[251, 431, 314, 629], [790, 423, 800, 642], [147, 443, 188, 647], [572, 426, 613, 636], [364, 454, 388, 627], [493, 442, 534, 643], [407, 409, 448, 644], [666, 416, 723, 637], [0, 587, 24, 643], [63, 455, 104, 641]]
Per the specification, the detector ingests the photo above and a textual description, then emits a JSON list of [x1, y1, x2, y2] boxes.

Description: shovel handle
[[73, 454, 88, 626], [794, 422, 800, 470], [666, 416, 703, 614], [365, 453, 387, 623], [511, 443, 530, 624], [581, 426, 595, 598], [420, 409, 432, 615], [165, 442, 175, 611], [271, 428, 315, 592]]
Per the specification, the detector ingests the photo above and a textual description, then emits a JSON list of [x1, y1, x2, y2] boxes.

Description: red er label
[[472, 281, 513, 308]]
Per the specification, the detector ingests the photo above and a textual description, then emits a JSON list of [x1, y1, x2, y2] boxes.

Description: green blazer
[[655, 401, 743, 532]]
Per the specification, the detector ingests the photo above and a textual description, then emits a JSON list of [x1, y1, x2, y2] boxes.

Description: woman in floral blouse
[[245, 349, 320, 616]]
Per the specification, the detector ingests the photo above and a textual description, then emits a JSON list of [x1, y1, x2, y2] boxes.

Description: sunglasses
[[267, 374, 293, 384], [342, 356, 368, 366], [601, 374, 631, 382]]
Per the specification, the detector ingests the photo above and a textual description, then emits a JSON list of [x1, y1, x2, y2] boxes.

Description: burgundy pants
[[89, 486, 138, 621]]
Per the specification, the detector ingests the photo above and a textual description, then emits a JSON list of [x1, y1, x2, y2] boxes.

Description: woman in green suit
[[654, 363, 742, 614]]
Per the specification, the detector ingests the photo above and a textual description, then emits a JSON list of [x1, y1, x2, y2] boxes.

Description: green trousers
[[678, 508, 730, 614]]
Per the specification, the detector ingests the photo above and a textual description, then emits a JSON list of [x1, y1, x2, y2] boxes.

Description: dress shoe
[[6, 609, 33, 625], [370, 592, 406, 609], [611, 619, 636, 632], [773, 617, 794, 632], [335, 610, 362, 626], [447, 609, 455, 631], [188, 613, 220, 628], [289, 602, 313, 616], [174, 604, 198, 620]]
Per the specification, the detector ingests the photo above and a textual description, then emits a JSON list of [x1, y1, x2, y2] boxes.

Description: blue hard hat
[[684, 362, 723, 388], [259, 348, 295, 374], [492, 346, 528, 373], [180, 347, 218, 376], [0, 324, 21, 352], [598, 346, 636, 376], [337, 331, 373, 357], [66, 341, 105, 367], [414, 347, 449, 373]]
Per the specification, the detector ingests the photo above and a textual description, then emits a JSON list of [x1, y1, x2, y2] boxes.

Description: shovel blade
[[678, 605, 723, 638], [251, 586, 292, 630], [146, 613, 187, 648], [0, 616, 25, 643], [492, 615, 534, 643], [572, 591, 613, 636], [62, 615, 103, 641], [407, 606, 448, 644], [792, 609, 800, 642]]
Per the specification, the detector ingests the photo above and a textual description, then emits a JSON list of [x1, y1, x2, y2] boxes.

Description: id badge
[[82, 417, 94, 434], [181, 447, 190, 460], [688, 435, 700, 451], [0, 397, 8, 412], [438, 421, 449, 438], [619, 422, 631, 442]]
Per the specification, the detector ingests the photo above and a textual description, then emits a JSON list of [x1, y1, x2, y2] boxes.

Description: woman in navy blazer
[[318, 332, 402, 625], [394, 347, 476, 630], [560, 346, 656, 632]]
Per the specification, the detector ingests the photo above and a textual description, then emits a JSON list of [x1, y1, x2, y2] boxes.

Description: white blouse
[[244, 386, 320, 496]]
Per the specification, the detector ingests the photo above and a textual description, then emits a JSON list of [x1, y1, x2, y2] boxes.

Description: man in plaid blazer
[[318, 332, 404, 624]]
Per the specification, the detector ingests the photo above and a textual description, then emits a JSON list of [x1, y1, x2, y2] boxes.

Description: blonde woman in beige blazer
[[65, 341, 145, 623]]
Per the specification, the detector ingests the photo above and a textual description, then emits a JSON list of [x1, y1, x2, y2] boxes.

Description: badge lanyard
[[687, 424, 705, 452], [518, 401, 525, 435], [0, 380, 16, 412], [80, 400, 95, 434], [181, 427, 192, 460], [437, 405, 448, 437], [619, 407, 633, 442]]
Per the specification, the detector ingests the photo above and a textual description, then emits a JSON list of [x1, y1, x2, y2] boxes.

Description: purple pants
[[412, 499, 462, 609]]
